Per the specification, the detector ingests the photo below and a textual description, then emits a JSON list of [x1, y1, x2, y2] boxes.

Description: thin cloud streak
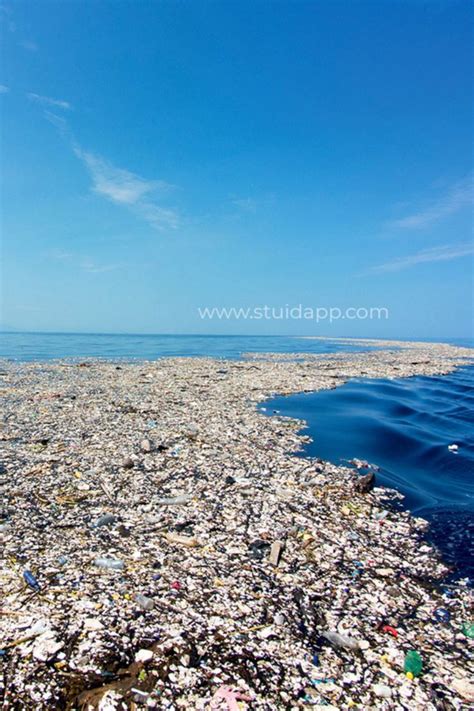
[[19, 39, 38, 51], [27, 92, 72, 110], [38, 105, 179, 231], [49, 249, 121, 274], [366, 242, 474, 274], [73, 148, 157, 204], [0, 85, 9, 94], [390, 176, 473, 230], [232, 197, 258, 213], [73, 145, 179, 230], [80, 259, 121, 274]]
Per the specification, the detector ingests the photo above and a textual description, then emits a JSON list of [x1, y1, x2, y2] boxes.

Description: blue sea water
[[0, 331, 378, 361], [265, 366, 474, 582], [1, 331, 473, 579]]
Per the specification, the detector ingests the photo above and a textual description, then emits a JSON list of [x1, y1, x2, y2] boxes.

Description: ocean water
[[2, 331, 473, 579], [0, 332, 379, 361], [265, 366, 474, 582]]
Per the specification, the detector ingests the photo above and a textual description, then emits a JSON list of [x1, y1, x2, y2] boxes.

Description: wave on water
[[264, 366, 474, 582]]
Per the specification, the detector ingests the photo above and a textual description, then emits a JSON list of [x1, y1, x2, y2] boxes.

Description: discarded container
[[269, 540, 284, 566], [433, 608, 450, 623], [1, 340, 473, 709], [23, 570, 40, 591], [321, 631, 360, 651], [92, 513, 116, 528], [135, 594, 155, 611], [93, 557, 124, 570], [157, 494, 192, 505], [404, 650, 423, 678], [461, 621, 474, 639]]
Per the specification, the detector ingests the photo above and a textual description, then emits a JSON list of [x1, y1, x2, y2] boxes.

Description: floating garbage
[[93, 557, 124, 571], [23, 570, 40, 592], [404, 650, 423, 678], [321, 630, 360, 651], [461, 621, 474, 638], [92, 513, 116, 528], [433, 608, 451, 623], [0, 341, 473, 708]]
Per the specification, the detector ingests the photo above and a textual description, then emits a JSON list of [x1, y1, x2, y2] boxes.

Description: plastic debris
[[381, 624, 398, 637], [373, 683, 392, 698], [210, 685, 252, 710], [355, 471, 375, 493], [461, 621, 474, 638], [404, 650, 423, 678], [23, 570, 40, 592], [157, 493, 192, 505], [135, 648, 153, 663], [134, 593, 155, 611], [269, 540, 284, 566], [0, 341, 473, 709], [165, 532, 200, 547], [433, 608, 450, 623], [92, 513, 116, 528], [321, 631, 360, 651], [93, 557, 124, 571]]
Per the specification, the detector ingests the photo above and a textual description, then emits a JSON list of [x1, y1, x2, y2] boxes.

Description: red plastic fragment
[[382, 625, 398, 637]]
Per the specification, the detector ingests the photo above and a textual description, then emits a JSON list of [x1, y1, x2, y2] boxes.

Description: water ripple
[[265, 366, 474, 581]]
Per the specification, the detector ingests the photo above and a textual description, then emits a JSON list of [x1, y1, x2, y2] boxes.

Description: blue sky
[[1, 0, 472, 338]]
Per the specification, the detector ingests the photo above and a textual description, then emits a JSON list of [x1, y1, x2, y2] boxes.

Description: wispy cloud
[[49, 249, 121, 274], [231, 197, 258, 213], [36, 104, 180, 231], [19, 39, 38, 52], [366, 242, 474, 274], [73, 145, 179, 230], [79, 259, 121, 274], [0, 84, 9, 94], [73, 148, 157, 204], [49, 248, 75, 261], [43, 110, 70, 135], [27, 92, 72, 110], [0, 5, 16, 33], [390, 175, 473, 230]]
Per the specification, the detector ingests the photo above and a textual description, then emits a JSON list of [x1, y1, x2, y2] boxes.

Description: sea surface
[[0, 331, 378, 361], [2, 331, 473, 580], [265, 365, 474, 582]]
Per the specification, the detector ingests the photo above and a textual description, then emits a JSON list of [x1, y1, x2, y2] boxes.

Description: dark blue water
[[0, 332, 381, 361], [265, 366, 474, 582]]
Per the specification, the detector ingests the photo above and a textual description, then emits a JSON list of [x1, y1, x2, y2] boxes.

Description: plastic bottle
[[404, 650, 423, 678], [23, 570, 40, 591], [433, 608, 450, 623], [321, 630, 360, 651], [135, 594, 155, 611], [461, 622, 474, 639], [93, 557, 124, 570], [92, 514, 116, 528]]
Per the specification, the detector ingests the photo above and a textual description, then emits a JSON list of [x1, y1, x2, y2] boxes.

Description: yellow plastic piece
[[406, 672, 414, 680]]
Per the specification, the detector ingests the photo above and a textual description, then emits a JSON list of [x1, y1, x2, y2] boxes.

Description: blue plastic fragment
[[434, 608, 451, 623], [23, 570, 40, 591]]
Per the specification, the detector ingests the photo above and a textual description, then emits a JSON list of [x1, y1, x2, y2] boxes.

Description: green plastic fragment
[[403, 650, 423, 677], [461, 622, 474, 639]]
